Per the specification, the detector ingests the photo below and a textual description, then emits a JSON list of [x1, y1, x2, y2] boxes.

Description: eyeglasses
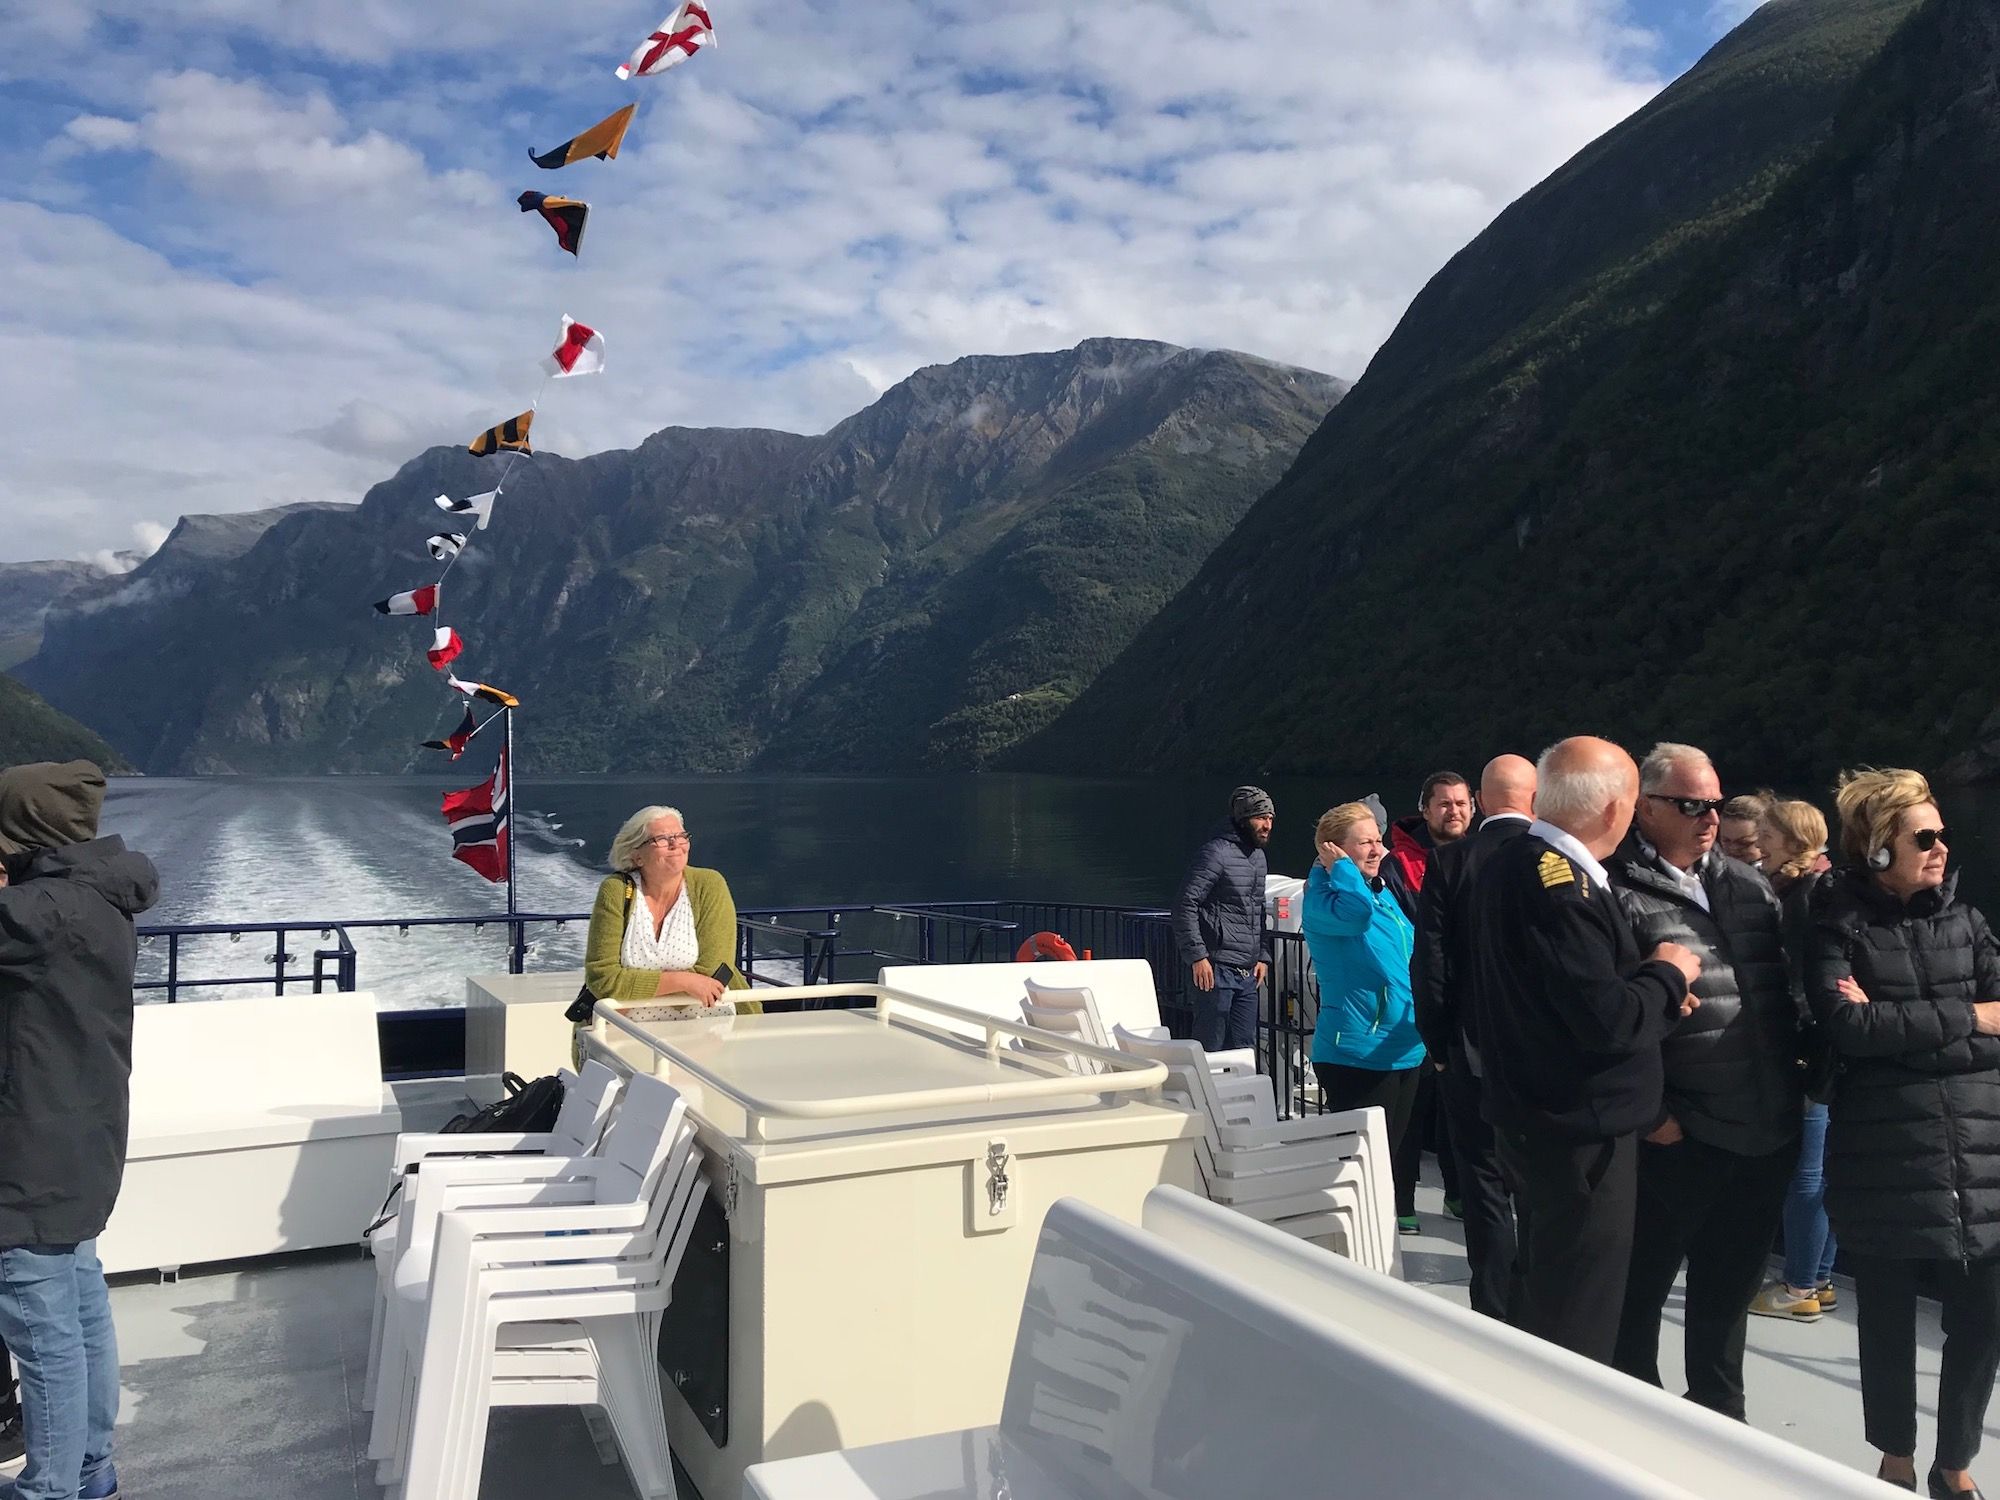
[[640, 833, 692, 850], [1646, 794, 1725, 819], [1909, 827, 1949, 852]]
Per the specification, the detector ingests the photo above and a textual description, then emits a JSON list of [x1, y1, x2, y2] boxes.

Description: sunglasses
[[1646, 794, 1725, 819], [1908, 827, 1949, 852], [640, 833, 692, 850]]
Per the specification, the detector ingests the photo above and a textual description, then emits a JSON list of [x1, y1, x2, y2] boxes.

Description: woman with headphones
[[1812, 768, 2000, 1496]]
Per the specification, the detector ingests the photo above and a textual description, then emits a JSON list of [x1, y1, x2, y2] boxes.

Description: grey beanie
[[1229, 785, 1275, 821]]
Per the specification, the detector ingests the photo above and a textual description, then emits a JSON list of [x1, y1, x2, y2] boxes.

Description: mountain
[[21, 341, 1342, 774], [0, 559, 110, 669], [0, 673, 127, 771], [1017, 0, 2000, 785]]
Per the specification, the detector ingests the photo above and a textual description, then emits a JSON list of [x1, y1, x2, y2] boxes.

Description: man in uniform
[[1469, 736, 1701, 1363], [1414, 752, 1537, 1321]]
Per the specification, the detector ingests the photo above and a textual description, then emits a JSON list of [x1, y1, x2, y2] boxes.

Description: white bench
[[742, 1187, 1887, 1500], [98, 991, 403, 1275]]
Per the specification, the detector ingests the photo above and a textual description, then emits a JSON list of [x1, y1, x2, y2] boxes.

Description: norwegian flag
[[441, 738, 509, 884], [543, 316, 605, 378], [426, 627, 465, 671], [616, 3, 715, 79], [373, 583, 438, 617]]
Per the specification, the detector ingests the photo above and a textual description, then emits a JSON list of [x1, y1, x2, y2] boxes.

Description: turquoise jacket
[[1302, 857, 1425, 1070]]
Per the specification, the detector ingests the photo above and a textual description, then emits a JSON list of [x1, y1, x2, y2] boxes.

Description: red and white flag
[[441, 739, 509, 884], [426, 627, 465, 671], [373, 583, 438, 617], [543, 316, 605, 378], [616, 3, 715, 78]]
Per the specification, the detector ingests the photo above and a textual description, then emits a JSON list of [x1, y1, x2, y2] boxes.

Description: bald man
[[1466, 737, 1702, 1363], [1412, 753, 1537, 1321]]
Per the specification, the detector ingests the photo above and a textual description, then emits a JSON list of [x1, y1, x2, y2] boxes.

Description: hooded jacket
[[1605, 838, 1800, 1156], [1171, 819, 1270, 971], [1381, 815, 1433, 921], [0, 833, 160, 1245], [1302, 856, 1423, 1070], [1809, 868, 2000, 1261]]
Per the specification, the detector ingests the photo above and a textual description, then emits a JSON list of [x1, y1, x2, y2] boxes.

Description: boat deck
[[104, 1086, 1993, 1498]]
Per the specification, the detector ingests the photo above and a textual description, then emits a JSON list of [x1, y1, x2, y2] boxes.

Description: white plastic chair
[[1112, 1024, 1396, 1271], [363, 1062, 624, 1404], [369, 1073, 701, 1500], [1024, 978, 1270, 1121]]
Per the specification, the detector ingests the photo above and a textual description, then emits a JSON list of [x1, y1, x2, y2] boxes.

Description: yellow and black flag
[[448, 676, 522, 709], [530, 104, 637, 170], [517, 191, 588, 256], [468, 410, 533, 456]]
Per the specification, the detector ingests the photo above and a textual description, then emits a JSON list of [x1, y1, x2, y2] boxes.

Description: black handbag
[[565, 982, 599, 1025], [1800, 1017, 1841, 1106]]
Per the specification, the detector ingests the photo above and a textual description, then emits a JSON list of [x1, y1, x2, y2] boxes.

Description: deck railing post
[[273, 930, 288, 996], [166, 934, 179, 1003]]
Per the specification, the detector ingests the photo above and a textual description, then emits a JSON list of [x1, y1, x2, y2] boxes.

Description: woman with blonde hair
[[1811, 769, 2000, 1495], [1750, 796, 1839, 1324], [582, 804, 752, 1020], [1301, 801, 1426, 1234]]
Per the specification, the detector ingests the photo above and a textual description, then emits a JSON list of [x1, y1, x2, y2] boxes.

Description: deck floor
[[102, 1114, 1998, 1498]]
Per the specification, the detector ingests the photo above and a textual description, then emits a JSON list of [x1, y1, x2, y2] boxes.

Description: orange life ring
[[1015, 930, 1077, 963]]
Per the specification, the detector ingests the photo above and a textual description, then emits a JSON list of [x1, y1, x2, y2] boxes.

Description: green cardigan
[[583, 867, 757, 1009]]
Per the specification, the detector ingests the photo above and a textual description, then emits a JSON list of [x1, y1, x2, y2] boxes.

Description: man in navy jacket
[[1172, 785, 1273, 1052]]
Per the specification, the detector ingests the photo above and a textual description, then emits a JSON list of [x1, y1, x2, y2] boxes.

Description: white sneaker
[[1748, 1281, 1824, 1322]]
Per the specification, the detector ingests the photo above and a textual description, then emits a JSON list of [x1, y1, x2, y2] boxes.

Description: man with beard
[[1383, 771, 1475, 916], [1414, 753, 1538, 1317], [1382, 770, 1475, 1229], [1172, 785, 1273, 1053]]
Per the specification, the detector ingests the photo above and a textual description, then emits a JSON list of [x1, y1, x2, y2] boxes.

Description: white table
[[582, 988, 1205, 1500]]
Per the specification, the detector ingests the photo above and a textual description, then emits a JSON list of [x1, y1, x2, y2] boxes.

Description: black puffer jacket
[[0, 835, 160, 1246], [1809, 868, 2000, 1261], [1607, 840, 1800, 1156], [1171, 820, 1270, 970]]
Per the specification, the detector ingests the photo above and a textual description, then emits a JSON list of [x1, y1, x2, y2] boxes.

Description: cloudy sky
[[0, 0, 1759, 563]]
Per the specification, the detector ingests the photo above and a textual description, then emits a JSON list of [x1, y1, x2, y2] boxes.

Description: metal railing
[[135, 899, 1328, 1116]]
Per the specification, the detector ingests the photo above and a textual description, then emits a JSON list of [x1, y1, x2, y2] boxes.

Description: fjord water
[[106, 774, 2000, 1009]]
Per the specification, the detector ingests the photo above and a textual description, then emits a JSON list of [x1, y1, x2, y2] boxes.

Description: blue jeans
[[1782, 1103, 1839, 1289], [0, 1241, 118, 1500], [1193, 965, 1260, 1052]]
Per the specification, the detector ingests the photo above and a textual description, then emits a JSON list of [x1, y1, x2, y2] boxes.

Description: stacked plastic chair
[[1021, 977, 1268, 1123], [363, 1061, 625, 1406], [1111, 1025, 1396, 1272], [368, 1071, 707, 1500]]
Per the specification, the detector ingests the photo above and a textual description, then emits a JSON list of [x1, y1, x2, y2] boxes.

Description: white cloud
[[0, 1, 1689, 561]]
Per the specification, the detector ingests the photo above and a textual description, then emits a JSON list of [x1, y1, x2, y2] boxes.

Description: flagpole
[[504, 704, 521, 972]]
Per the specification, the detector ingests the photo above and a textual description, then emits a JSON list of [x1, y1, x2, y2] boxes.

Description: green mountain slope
[[22, 340, 1341, 774], [1019, 0, 2000, 784], [0, 674, 127, 771]]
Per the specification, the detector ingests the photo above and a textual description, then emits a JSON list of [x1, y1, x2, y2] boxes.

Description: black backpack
[[440, 1071, 566, 1135]]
